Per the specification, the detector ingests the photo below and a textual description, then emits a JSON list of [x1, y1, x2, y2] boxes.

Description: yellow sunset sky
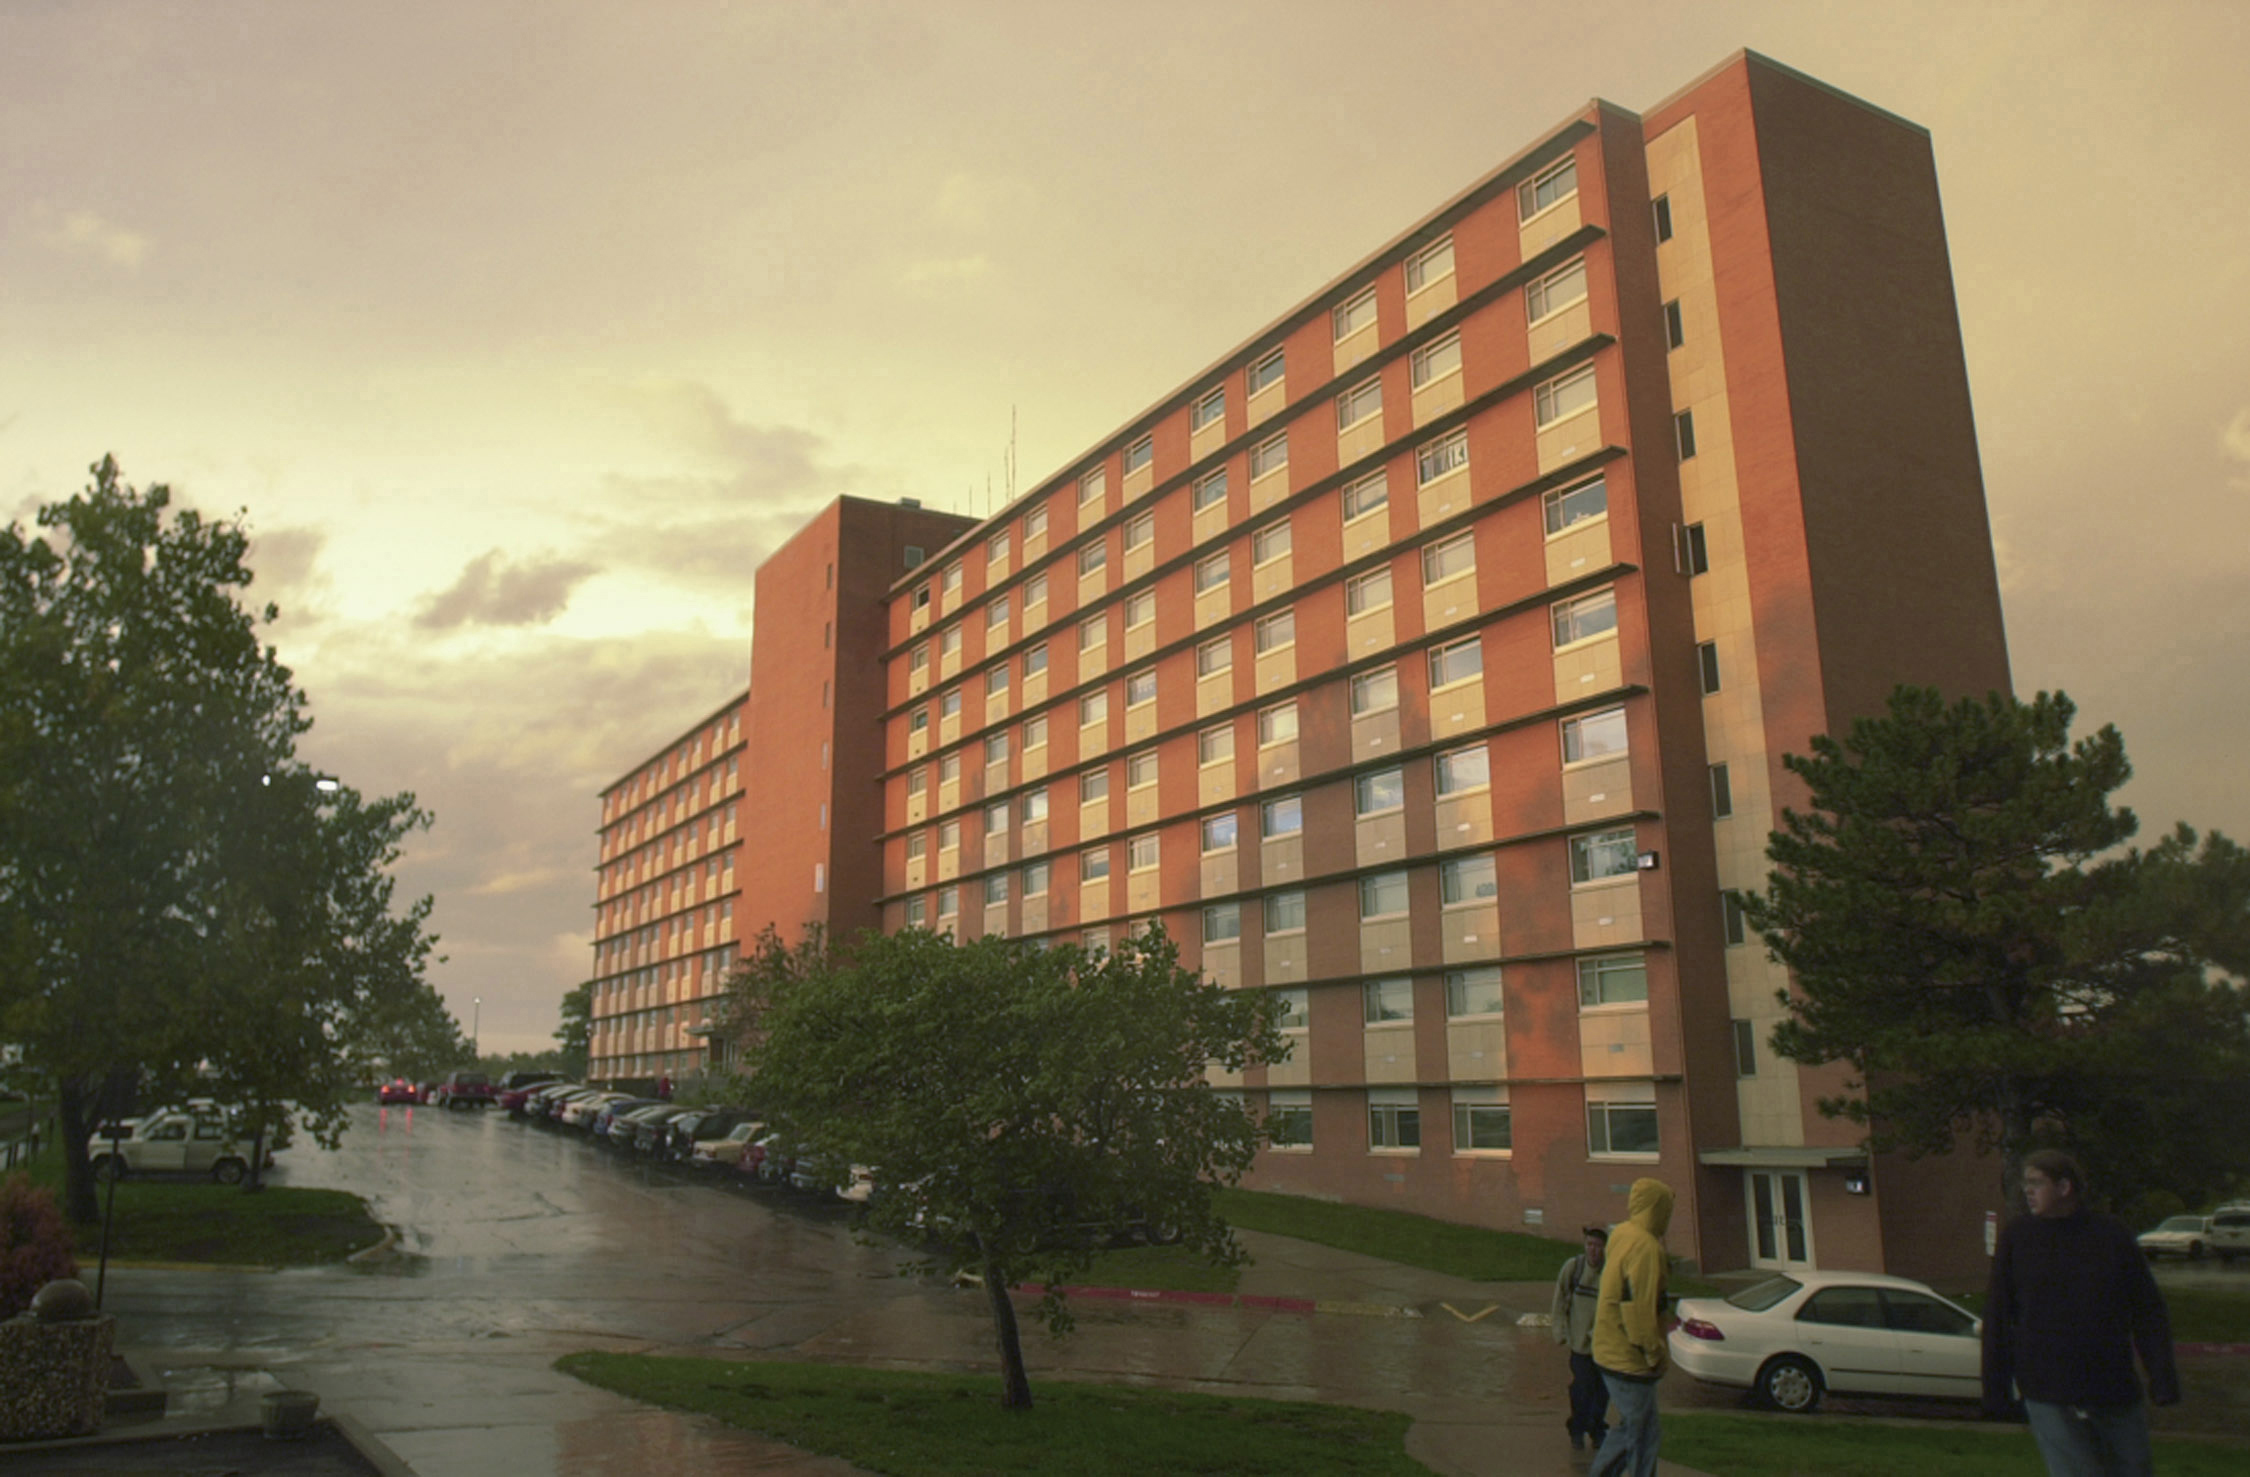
[[5, 1, 2246, 1052]]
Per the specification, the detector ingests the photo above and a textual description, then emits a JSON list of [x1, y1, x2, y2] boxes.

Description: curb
[[1015, 1282, 1412, 1318], [345, 1225, 401, 1263]]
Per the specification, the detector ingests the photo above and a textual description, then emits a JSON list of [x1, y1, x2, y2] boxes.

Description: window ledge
[[1552, 629, 1620, 657]]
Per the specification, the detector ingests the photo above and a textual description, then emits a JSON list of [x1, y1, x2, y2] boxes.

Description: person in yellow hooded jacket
[[1589, 1177, 1673, 1477]]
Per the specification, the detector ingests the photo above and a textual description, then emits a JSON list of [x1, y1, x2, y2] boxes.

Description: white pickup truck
[[88, 1106, 274, 1184]]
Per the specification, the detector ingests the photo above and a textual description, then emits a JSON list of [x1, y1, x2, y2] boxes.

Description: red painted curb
[[2177, 1342, 2250, 1357]]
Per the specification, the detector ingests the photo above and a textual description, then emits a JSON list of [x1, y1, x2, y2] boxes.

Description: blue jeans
[[1591, 1371, 1659, 1477], [2023, 1400, 2152, 1477], [1566, 1350, 1610, 1441]]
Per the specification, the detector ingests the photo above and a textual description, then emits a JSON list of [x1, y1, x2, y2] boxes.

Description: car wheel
[[212, 1157, 247, 1185], [2189, 1241, 2207, 1261], [92, 1155, 124, 1183], [1143, 1219, 1183, 1246], [1756, 1354, 1823, 1413]]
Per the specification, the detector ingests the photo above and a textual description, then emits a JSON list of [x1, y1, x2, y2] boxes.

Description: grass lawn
[[1214, 1186, 1581, 1282], [559, 1353, 1431, 1476], [1951, 1286, 2250, 1344], [1069, 1243, 1240, 1295], [1665, 1412, 2246, 1476], [7, 1138, 384, 1267]]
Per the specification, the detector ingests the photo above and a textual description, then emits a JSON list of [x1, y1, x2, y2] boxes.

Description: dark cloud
[[415, 549, 599, 631]]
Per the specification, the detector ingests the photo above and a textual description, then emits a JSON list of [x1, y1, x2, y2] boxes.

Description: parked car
[[2139, 1214, 2215, 1261], [691, 1119, 766, 1171], [528, 1085, 594, 1120], [625, 1105, 693, 1155], [87, 1107, 276, 1185], [431, 1071, 496, 1109], [558, 1091, 628, 1129], [741, 1128, 792, 1184], [667, 1107, 754, 1162], [2211, 1205, 2250, 1264], [495, 1072, 561, 1112], [589, 1097, 665, 1142], [1667, 1271, 1981, 1413], [376, 1078, 419, 1105]]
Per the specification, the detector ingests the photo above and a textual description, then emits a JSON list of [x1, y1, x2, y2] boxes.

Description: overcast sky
[[6, 1, 2245, 1055]]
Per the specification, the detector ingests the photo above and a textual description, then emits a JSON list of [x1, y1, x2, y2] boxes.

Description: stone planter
[[0, 1309, 116, 1441]]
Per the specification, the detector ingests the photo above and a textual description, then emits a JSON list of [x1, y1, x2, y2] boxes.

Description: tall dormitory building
[[588, 52, 2011, 1282]]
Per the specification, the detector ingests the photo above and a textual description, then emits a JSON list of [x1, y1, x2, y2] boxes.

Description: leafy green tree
[[1747, 687, 2250, 1215], [733, 924, 1286, 1410], [0, 458, 447, 1218], [553, 980, 593, 1080]]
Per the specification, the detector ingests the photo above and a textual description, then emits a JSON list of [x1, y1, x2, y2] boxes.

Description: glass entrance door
[[1747, 1170, 1813, 1269]]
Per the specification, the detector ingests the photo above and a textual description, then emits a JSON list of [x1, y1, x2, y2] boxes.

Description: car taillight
[[1679, 1318, 1725, 1341]]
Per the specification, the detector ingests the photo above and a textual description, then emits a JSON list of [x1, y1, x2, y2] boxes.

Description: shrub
[[0, 1173, 78, 1318]]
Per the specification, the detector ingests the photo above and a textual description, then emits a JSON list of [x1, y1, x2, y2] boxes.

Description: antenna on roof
[[1008, 404, 1018, 504]]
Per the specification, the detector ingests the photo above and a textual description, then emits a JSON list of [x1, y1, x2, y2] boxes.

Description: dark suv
[[431, 1071, 495, 1109]]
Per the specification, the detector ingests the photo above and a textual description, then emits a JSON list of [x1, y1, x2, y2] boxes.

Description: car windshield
[[1726, 1276, 1803, 1312], [2157, 1216, 2206, 1231]]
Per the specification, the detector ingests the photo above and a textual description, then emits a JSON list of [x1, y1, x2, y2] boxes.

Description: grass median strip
[[1665, 1411, 2246, 1476], [1215, 1186, 1577, 1282], [559, 1353, 1431, 1476], [12, 1140, 385, 1266]]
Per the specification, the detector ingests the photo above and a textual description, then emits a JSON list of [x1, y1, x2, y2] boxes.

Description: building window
[[1078, 539, 1109, 577], [1534, 365, 1597, 427], [984, 871, 1011, 905], [1428, 635, 1483, 688], [907, 766, 928, 797], [1079, 466, 1107, 506], [914, 583, 932, 611], [1416, 429, 1469, 486], [1332, 288, 1378, 340], [987, 664, 1011, 696], [905, 830, 928, 861], [1201, 811, 1238, 853], [1123, 510, 1154, 552], [940, 689, 963, 719], [1723, 890, 1749, 946], [904, 895, 927, 928], [1710, 762, 1733, 819], [1525, 257, 1588, 323], [1351, 664, 1400, 715], [1023, 787, 1049, 823], [1198, 723, 1235, 765], [1675, 409, 1698, 460], [1079, 614, 1106, 654], [1202, 902, 1241, 943], [1434, 743, 1490, 796], [984, 731, 1009, 764], [941, 562, 964, 596], [1258, 701, 1298, 746], [1123, 590, 1155, 630], [1342, 469, 1389, 522], [1254, 609, 1295, 654], [1194, 552, 1230, 595], [984, 800, 1010, 836], [910, 644, 930, 673], [1020, 859, 1050, 897], [1024, 643, 1048, 677], [1545, 476, 1608, 536], [1446, 965, 1504, 1018], [1453, 1087, 1511, 1152], [1024, 572, 1048, 608], [1681, 521, 1709, 576], [1652, 194, 1673, 243], [940, 753, 961, 785], [1080, 846, 1111, 881], [1346, 566, 1393, 616], [1363, 978, 1414, 1024], [1518, 155, 1579, 220], [1250, 431, 1289, 480], [1022, 713, 1048, 751], [1571, 828, 1638, 885], [1123, 434, 1153, 475], [1664, 299, 1685, 349], [1264, 889, 1306, 933], [1249, 523, 1294, 572], [1355, 766, 1405, 816], [939, 818, 961, 852], [1192, 467, 1229, 512], [1422, 531, 1475, 586], [1125, 668, 1157, 709], [1734, 1018, 1757, 1076], [937, 885, 960, 921], [1359, 870, 1409, 919], [1551, 588, 1618, 648], [1409, 330, 1462, 389], [940, 625, 963, 657], [1578, 953, 1648, 1007], [1196, 635, 1233, 676], [1079, 689, 1109, 725], [1562, 705, 1628, 765], [1587, 1091, 1659, 1157], [1698, 640, 1722, 694], [1441, 854, 1497, 905], [1266, 1088, 1312, 1147], [1336, 375, 1383, 430], [1368, 1088, 1421, 1151], [1248, 347, 1286, 396], [1127, 833, 1160, 872], [988, 530, 1011, 565], [1079, 767, 1109, 803], [1024, 501, 1048, 539], [1191, 386, 1226, 432], [1257, 793, 1303, 839], [1406, 233, 1455, 293]]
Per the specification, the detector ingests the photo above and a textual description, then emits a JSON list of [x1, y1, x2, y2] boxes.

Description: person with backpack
[[1551, 1224, 1611, 1450]]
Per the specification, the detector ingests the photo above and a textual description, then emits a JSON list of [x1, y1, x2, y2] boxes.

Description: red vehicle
[[430, 1071, 495, 1109], [376, 1079, 418, 1105]]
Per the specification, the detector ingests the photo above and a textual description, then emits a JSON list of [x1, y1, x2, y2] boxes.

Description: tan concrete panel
[[1429, 678, 1487, 742], [1122, 544, 1154, 583], [1580, 1008, 1655, 1079], [1252, 554, 1295, 604], [1267, 1042, 1310, 1086], [1200, 851, 1238, 896], [1204, 940, 1240, 989], [1247, 379, 1287, 430], [1261, 835, 1305, 887], [1079, 797, 1108, 838], [1445, 1020, 1506, 1079], [1338, 413, 1385, 466], [1405, 273, 1457, 331], [1360, 917, 1413, 974], [1250, 465, 1291, 513], [1365, 1026, 1417, 1083], [1190, 420, 1226, 463], [1422, 571, 1477, 632], [1434, 792, 1494, 848], [1545, 519, 1612, 587], [1518, 191, 1581, 258], [1552, 635, 1622, 705], [1440, 903, 1502, 964], [1527, 297, 1593, 367], [1561, 755, 1634, 826], [1256, 738, 1301, 787], [1193, 587, 1231, 631], [1356, 812, 1407, 868], [1195, 760, 1234, 809], [1080, 877, 1111, 921], [1343, 506, 1390, 562], [1570, 880, 1643, 951], [1535, 403, 1600, 474], [1352, 709, 1402, 763], [1123, 622, 1155, 662], [1122, 464, 1153, 503], [1416, 471, 1470, 528], [1411, 375, 1465, 427], [1255, 649, 1296, 694], [1125, 701, 1158, 746], [1264, 933, 1307, 984]]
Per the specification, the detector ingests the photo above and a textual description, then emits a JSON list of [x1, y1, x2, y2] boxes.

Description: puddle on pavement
[[159, 1364, 286, 1415]]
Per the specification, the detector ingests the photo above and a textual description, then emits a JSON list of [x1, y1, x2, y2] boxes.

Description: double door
[[1747, 1170, 1812, 1270]]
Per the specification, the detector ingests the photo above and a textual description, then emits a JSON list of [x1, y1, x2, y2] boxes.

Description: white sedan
[[1668, 1270, 1982, 1413]]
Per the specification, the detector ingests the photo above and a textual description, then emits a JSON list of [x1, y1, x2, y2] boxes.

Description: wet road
[[104, 1101, 1529, 1476]]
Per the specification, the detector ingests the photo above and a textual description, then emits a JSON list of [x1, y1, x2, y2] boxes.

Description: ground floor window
[[1586, 1084, 1659, 1157], [1266, 1090, 1313, 1149], [1368, 1088, 1421, 1150], [1451, 1086, 1510, 1152]]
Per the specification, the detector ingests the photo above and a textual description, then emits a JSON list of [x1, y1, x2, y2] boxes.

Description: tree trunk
[[56, 1076, 104, 1225], [245, 1122, 267, 1192], [1997, 1086, 2033, 1219], [981, 1258, 1033, 1410]]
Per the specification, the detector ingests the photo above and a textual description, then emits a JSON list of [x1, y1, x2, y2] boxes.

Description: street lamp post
[[472, 996, 481, 1061]]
